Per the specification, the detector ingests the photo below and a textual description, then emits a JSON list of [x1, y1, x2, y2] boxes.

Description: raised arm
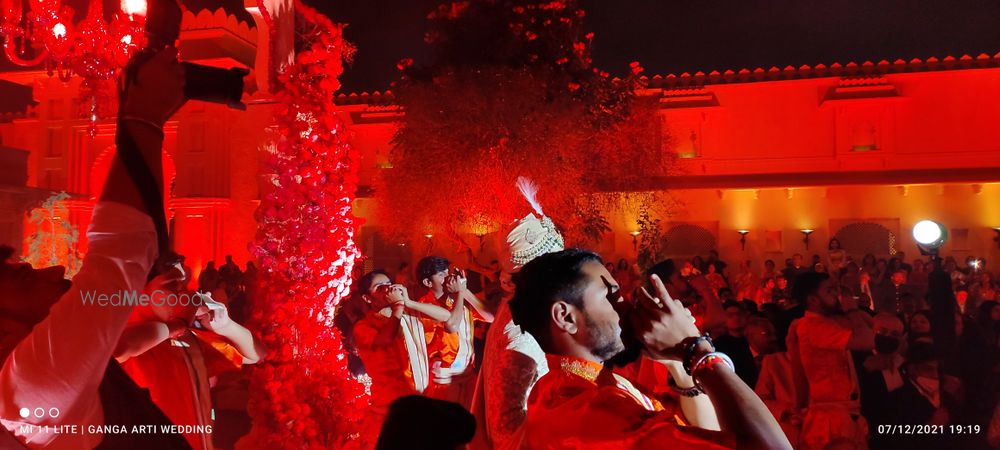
[[460, 289, 495, 323], [691, 276, 725, 332], [661, 359, 721, 431], [0, 47, 187, 447], [194, 295, 265, 364], [633, 275, 790, 450], [114, 321, 185, 362]]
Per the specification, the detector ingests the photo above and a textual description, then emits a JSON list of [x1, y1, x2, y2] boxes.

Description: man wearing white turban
[[470, 177, 566, 450]]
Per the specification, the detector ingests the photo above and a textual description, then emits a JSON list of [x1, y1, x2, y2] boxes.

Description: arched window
[[833, 222, 897, 260]]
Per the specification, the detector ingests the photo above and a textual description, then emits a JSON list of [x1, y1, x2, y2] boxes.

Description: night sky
[[2, 0, 999, 111], [318, 0, 1000, 93]]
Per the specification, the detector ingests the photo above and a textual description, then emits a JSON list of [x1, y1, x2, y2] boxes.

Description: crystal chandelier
[[1, 0, 148, 131]]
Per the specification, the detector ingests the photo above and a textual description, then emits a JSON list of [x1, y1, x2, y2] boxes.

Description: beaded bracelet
[[690, 352, 736, 392], [681, 334, 715, 375], [668, 376, 704, 397]]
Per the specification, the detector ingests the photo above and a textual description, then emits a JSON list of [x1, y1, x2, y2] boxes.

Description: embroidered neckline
[[555, 355, 604, 383]]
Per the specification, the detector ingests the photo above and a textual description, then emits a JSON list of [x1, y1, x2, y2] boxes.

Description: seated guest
[[509, 248, 790, 449], [751, 316, 800, 447], [1, 47, 193, 449], [857, 314, 906, 450], [375, 395, 475, 450], [353, 270, 453, 450], [906, 310, 934, 345], [713, 301, 757, 388], [883, 342, 963, 449]]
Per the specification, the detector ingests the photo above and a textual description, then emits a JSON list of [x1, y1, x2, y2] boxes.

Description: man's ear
[[422, 278, 433, 289], [551, 301, 578, 335]]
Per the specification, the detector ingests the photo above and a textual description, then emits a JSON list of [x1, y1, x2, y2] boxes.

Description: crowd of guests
[[337, 231, 1000, 449], [196, 256, 258, 326]]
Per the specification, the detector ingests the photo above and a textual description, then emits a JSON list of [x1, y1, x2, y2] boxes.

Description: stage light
[[122, 0, 148, 17], [913, 220, 946, 248], [52, 23, 67, 39]]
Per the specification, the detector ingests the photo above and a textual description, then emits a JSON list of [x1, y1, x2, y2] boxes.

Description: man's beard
[[584, 311, 625, 362]]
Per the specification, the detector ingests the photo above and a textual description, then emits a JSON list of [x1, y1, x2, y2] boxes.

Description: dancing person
[[787, 272, 874, 450], [1, 47, 193, 449], [417, 256, 494, 407], [509, 248, 790, 449], [114, 260, 264, 450], [470, 177, 565, 450], [352, 270, 453, 450]]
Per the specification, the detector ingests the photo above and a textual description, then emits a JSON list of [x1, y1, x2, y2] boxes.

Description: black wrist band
[[682, 334, 715, 376], [668, 376, 703, 397]]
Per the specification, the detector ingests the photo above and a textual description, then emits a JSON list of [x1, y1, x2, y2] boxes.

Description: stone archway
[[661, 223, 716, 260], [833, 221, 897, 260]]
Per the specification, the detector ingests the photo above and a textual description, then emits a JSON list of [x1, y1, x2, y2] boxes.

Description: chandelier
[[1, 0, 148, 131]]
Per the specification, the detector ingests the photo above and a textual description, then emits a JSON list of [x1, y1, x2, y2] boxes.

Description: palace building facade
[[2, 5, 999, 274]]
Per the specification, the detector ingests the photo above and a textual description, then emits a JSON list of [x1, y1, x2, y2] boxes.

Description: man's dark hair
[[718, 287, 733, 298], [416, 256, 450, 283], [376, 395, 475, 450], [791, 272, 829, 305], [722, 299, 743, 311], [646, 259, 676, 282], [508, 248, 602, 351]]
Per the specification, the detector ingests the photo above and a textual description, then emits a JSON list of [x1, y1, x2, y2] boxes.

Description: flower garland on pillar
[[249, 2, 367, 448]]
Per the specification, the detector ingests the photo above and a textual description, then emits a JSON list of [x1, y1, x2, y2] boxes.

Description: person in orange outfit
[[416, 256, 494, 407], [115, 261, 265, 450], [509, 249, 791, 450], [351, 269, 454, 450]]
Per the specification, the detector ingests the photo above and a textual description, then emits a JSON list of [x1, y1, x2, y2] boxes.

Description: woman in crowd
[[827, 238, 847, 274], [906, 310, 934, 345]]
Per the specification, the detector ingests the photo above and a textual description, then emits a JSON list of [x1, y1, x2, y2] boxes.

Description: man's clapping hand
[[629, 274, 701, 361], [445, 268, 468, 295]]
